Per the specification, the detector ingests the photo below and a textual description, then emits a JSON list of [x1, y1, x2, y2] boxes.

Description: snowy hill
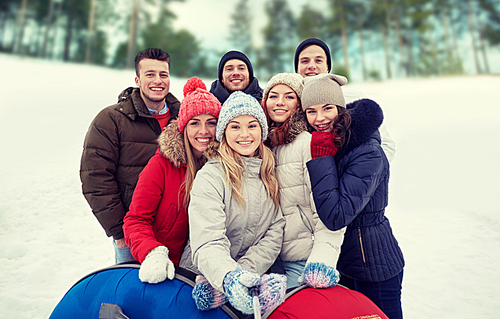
[[0, 53, 499, 318]]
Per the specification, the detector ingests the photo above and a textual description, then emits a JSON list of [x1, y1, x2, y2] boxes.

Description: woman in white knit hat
[[261, 72, 346, 290], [188, 91, 287, 316]]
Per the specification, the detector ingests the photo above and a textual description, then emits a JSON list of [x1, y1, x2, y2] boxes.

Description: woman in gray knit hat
[[188, 91, 287, 316], [303, 73, 405, 319]]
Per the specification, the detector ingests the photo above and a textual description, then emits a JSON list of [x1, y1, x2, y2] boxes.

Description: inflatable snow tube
[[50, 264, 388, 319], [49, 264, 241, 319], [264, 284, 388, 319]]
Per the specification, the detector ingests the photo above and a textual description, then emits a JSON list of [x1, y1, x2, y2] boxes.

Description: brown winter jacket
[[80, 87, 180, 240]]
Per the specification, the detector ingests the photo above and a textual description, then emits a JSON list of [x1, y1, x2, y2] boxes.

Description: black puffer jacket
[[307, 99, 404, 282], [80, 87, 180, 240]]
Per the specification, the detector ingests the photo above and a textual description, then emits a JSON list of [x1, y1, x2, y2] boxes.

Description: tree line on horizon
[[1, 0, 499, 81]]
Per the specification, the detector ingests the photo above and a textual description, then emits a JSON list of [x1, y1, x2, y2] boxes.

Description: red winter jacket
[[123, 120, 189, 265]]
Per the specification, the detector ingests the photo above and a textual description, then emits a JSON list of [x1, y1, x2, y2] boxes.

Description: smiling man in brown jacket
[[80, 48, 180, 263]]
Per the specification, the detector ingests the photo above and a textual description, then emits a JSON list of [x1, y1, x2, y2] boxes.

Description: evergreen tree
[[467, 0, 483, 73], [60, 0, 89, 61], [477, 0, 500, 73], [139, 3, 199, 77], [122, 0, 184, 69], [479, 0, 500, 46], [0, 0, 17, 50], [11, 0, 28, 54], [228, 0, 254, 57], [40, 0, 55, 58], [296, 4, 327, 40], [260, 0, 297, 77]]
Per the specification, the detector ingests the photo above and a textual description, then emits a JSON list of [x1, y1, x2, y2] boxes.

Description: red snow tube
[[265, 285, 388, 319]]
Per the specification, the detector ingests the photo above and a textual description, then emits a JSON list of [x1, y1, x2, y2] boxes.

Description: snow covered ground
[[0, 53, 499, 318]]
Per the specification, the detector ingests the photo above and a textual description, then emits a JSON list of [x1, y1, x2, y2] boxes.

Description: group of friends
[[79, 38, 405, 318]]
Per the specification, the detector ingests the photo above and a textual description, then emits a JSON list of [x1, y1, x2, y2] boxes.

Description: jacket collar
[[209, 78, 263, 104], [116, 87, 180, 121], [267, 109, 309, 146]]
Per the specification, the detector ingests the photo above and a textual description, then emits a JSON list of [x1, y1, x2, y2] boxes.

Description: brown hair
[[261, 95, 301, 148], [305, 104, 351, 148], [134, 48, 170, 76], [331, 106, 351, 148]]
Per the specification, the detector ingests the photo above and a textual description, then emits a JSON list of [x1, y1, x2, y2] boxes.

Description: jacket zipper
[[298, 205, 315, 241], [358, 227, 367, 266]]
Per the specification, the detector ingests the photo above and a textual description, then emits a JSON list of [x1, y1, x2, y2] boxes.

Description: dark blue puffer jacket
[[306, 99, 404, 282]]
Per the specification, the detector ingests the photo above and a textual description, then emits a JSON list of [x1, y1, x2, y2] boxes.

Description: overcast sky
[[169, 0, 328, 51]]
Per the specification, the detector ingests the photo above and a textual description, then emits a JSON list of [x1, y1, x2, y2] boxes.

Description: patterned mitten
[[223, 268, 261, 314], [258, 273, 287, 313], [300, 262, 340, 288], [139, 246, 175, 284], [192, 275, 228, 311]]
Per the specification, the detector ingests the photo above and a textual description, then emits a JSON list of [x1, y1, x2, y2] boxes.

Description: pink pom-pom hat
[[177, 77, 222, 133]]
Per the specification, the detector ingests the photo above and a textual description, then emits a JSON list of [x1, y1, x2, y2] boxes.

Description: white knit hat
[[263, 73, 304, 100], [216, 91, 268, 142], [301, 74, 348, 110]]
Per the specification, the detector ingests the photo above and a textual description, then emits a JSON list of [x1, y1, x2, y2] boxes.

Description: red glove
[[310, 131, 338, 159]]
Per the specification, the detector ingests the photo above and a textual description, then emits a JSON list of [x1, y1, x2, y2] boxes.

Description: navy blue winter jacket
[[209, 78, 263, 104], [306, 99, 404, 282]]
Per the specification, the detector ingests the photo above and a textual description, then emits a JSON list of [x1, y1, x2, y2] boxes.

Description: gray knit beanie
[[301, 74, 348, 111], [216, 91, 269, 142]]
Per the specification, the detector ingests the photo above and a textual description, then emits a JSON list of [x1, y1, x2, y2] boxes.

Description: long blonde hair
[[182, 131, 207, 211], [217, 137, 279, 212]]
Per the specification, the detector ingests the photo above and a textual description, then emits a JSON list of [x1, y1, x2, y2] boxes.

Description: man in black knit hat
[[209, 50, 263, 104], [294, 38, 332, 78], [294, 38, 396, 162]]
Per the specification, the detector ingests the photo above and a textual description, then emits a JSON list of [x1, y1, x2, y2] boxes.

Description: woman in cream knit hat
[[262, 73, 346, 290]]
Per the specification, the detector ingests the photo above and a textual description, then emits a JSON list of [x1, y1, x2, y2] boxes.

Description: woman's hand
[[138, 246, 175, 283], [310, 131, 338, 159]]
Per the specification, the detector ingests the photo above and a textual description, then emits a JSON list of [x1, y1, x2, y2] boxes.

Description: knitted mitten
[[310, 131, 338, 159], [139, 246, 175, 284], [258, 273, 287, 313], [223, 268, 261, 314], [192, 275, 228, 311], [299, 262, 340, 289]]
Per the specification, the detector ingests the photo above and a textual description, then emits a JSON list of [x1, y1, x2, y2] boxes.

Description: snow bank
[[0, 54, 499, 318]]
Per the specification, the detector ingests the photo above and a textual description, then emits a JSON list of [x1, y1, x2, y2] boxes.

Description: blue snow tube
[[49, 264, 241, 319]]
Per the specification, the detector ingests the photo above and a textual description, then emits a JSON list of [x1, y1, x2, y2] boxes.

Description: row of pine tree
[[1, 0, 499, 81]]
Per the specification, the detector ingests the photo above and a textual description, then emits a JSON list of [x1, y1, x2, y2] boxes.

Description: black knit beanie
[[218, 50, 254, 83], [294, 38, 332, 73]]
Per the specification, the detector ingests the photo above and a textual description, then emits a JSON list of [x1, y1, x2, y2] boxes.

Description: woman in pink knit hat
[[123, 77, 222, 284]]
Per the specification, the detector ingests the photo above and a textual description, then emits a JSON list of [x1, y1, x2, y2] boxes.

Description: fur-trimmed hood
[[157, 119, 188, 167], [337, 98, 384, 158], [202, 140, 220, 160], [266, 109, 309, 147]]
